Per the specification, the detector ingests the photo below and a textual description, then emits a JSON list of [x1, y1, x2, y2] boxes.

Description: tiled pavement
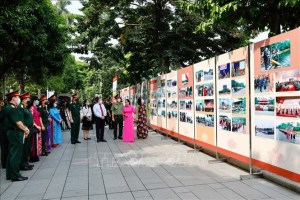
[[1, 126, 300, 200]]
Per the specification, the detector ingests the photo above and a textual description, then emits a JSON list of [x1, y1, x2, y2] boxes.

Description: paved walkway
[[1, 126, 300, 200]]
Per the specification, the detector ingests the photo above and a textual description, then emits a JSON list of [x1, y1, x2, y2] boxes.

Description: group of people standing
[[0, 91, 64, 182], [0, 91, 148, 182]]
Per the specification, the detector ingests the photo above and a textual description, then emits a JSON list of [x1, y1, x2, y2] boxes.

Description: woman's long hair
[[48, 99, 55, 110]]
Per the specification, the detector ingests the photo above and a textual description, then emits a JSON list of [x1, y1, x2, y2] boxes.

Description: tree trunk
[[269, 12, 281, 36], [20, 73, 25, 94]]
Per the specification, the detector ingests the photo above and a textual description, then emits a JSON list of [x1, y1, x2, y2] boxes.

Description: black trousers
[[113, 115, 123, 139], [95, 117, 105, 141]]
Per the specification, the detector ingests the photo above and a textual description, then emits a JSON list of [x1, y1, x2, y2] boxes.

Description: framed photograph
[[204, 68, 214, 81], [260, 39, 290, 71], [218, 79, 231, 95], [196, 114, 214, 127], [218, 63, 230, 79], [276, 96, 300, 118], [182, 73, 189, 85], [275, 69, 300, 92], [232, 98, 246, 114], [232, 117, 246, 134], [254, 73, 274, 93], [276, 121, 300, 144], [232, 60, 246, 77], [232, 79, 246, 95], [255, 119, 274, 139], [195, 100, 205, 112], [219, 98, 232, 113], [204, 99, 214, 112], [255, 97, 275, 116], [219, 115, 232, 131]]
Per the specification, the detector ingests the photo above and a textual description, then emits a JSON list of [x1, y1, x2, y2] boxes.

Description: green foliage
[[179, 0, 300, 37], [75, 0, 248, 91]]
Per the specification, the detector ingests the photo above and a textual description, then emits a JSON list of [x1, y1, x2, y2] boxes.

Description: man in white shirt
[[93, 97, 107, 142]]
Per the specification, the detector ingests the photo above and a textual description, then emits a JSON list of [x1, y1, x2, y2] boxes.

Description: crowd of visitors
[[0, 91, 148, 182]]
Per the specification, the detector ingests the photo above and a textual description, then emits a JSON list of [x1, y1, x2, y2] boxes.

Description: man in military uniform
[[0, 99, 9, 168], [38, 96, 49, 156], [4, 91, 30, 181], [68, 93, 81, 144], [111, 96, 124, 140], [19, 92, 34, 171]]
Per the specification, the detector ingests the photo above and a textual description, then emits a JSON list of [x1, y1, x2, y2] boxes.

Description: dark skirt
[[82, 117, 93, 130]]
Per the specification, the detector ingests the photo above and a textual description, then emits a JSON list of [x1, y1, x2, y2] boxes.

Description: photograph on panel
[[150, 99, 157, 108], [218, 63, 230, 79], [150, 108, 157, 116], [232, 78, 246, 95], [195, 100, 205, 112], [204, 99, 214, 112], [260, 39, 290, 71], [204, 67, 214, 81], [276, 96, 300, 118], [168, 111, 178, 119], [218, 79, 231, 95], [254, 73, 274, 93], [180, 112, 187, 122], [182, 73, 189, 85], [195, 83, 214, 97], [232, 98, 246, 114], [167, 78, 177, 87], [150, 90, 157, 99], [196, 114, 214, 127], [195, 70, 204, 82], [156, 88, 165, 98], [276, 121, 300, 145], [255, 97, 275, 116], [167, 100, 177, 109], [232, 117, 246, 134], [158, 110, 166, 118], [255, 118, 274, 139], [219, 98, 232, 113], [219, 114, 232, 131], [232, 60, 246, 77], [275, 69, 300, 92], [157, 99, 166, 108], [186, 113, 194, 124]]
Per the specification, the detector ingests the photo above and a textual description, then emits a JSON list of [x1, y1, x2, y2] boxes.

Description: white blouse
[[81, 106, 92, 119]]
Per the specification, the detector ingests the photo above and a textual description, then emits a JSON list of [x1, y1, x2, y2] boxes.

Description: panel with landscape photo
[[167, 99, 177, 109], [195, 83, 214, 97], [232, 98, 246, 114], [254, 97, 275, 116], [275, 69, 300, 92], [232, 117, 246, 134], [218, 63, 230, 79], [255, 118, 274, 139], [276, 121, 300, 145], [204, 67, 214, 81], [218, 114, 232, 131], [232, 79, 246, 95], [260, 39, 290, 71], [196, 114, 214, 127], [219, 98, 232, 113], [276, 96, 300, 118], [218, 79, 231, 95], [232, 60, 246, 77]]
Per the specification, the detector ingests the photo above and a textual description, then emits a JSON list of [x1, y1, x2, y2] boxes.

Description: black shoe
[[100, 140, 107, 142], [71, 141, 76, 144], [12, 176, 28, 182], [42, 152, 48, 156], [76, 140, 81, 143], [6, 177, 11, 180], [114, 137, 117, 140], [84, 138, 88, 140], [27, 164, 34, 168], [87, 138, 91, 140], [118, 137, 123, 140], [21, 166, 33, 171], [97, 139, 100, 143]]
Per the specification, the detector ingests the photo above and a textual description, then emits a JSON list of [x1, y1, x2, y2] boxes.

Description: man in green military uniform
[[38, 96, 49, 156], [19, 92, 35, 171], [0, 99, 9, 168], [111, 96, 124, 140], [4, 91, 30, 182], [68, 93, 81, 144]]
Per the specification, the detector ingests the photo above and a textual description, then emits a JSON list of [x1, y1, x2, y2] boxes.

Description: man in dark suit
[[93, 97, 107, 142]]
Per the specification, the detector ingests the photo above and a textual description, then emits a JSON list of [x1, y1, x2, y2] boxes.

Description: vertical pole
[[215, 56, 219, 160], [248, 44, 253, 175], [2, 75, 5, 99]]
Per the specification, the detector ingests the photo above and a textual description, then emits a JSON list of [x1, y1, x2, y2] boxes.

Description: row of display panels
[[119, 28, 300, 182]]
